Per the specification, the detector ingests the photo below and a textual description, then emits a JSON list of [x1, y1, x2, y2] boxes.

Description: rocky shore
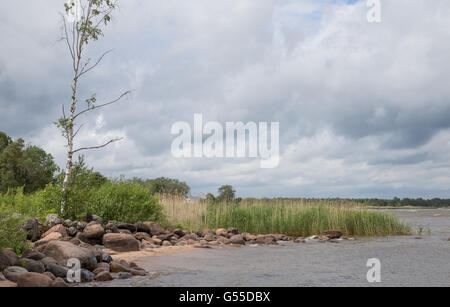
[[0, 214, 353, 287]]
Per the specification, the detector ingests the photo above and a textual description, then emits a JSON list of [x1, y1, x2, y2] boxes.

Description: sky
[[1, 0, 450, 199]]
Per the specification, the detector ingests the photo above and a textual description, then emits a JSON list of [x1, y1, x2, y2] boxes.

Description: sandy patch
[[107, 245, 195, 263]]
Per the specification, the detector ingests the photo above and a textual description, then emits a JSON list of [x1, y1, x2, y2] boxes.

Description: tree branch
[[78, 49, 113, 78], [73, 90, 131, 120], [72, 137, 123, 154]]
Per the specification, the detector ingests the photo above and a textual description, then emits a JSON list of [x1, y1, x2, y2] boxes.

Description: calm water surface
[[92, 209, 450, 287]]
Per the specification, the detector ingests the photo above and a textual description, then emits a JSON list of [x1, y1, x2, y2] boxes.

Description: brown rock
[[17, 272, 53, 287], [322, 230, 343, 239], [95, 271, 114, 281], [36, 232, 62, 244], [0, 280, 17, 287], [216, 228, 228, 237], [83, 223, 105, 239], [22, 249, 46, 261], [41, 224, 68, 239], [230, 234, 245, 245], [51, 277, 68, 287], [43, 241, 97, 270], [1, 248, 19, 265], [3, 266, 28, 282], [43, 272, 56, 280], [109, 261, 130, 273], [103, 233, 140, 252], [144, 222, 166, 236], [135, 232, 152, 242]]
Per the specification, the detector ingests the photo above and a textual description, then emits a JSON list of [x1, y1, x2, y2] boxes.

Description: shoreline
[[108, 245, 196, 263]]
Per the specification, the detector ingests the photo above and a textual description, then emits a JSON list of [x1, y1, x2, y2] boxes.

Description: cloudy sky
[[1, 0, 450, 198]]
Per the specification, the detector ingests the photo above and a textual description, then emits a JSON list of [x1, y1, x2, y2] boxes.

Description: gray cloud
[[1, 0, 450, 198]]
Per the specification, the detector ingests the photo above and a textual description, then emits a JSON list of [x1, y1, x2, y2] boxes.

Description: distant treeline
[[240, 197, 450, 208]]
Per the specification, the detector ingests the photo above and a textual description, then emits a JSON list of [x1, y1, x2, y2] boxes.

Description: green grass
[[161, 197, 411, 237]]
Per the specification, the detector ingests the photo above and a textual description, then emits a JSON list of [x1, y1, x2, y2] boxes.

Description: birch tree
[[57, 0, 129, 215]]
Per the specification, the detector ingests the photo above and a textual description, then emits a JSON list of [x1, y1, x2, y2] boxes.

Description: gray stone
[[43, 241, 97, 270], [46, 263, 68, 278], [3, 266, 28, 282], [45, 214, 62, 227]]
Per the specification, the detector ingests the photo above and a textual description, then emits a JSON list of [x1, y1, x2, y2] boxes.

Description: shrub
[[87, 180, 163, 223], [0, 207, 30, 253]]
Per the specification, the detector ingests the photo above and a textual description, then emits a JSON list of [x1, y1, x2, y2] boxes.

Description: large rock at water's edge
[[43, 241, 97, 270], [103, 233, 140, 252], [3, 266, 28, 282], [322, 230, 343, 239], [230, 234, 245, 245], [17, 272, 53, 288]]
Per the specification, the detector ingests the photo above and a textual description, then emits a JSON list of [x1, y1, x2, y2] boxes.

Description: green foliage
[[217, 185, 235, 203], [0, 207, 30, 254], [0, 132, 58, 194], [132, 177, 191, 197], [87, 180, 163, 223]]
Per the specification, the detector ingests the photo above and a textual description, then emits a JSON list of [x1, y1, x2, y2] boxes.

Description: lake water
[[93, 209, 450, 287]]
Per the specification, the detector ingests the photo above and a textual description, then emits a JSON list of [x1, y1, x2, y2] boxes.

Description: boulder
[[134, 223, 151, 234], [157, 233, 174, 241], [3, 266, 28, 282], [43, 272, 56, 280], [103, 233, 140, 252], [51, 277, 68, 287], [144, 222, 165, 235], [173, 228, 186, 237], [0, 253, 12, 271], [322, 230, 343, 239], [162, 241, 172, 247], [230, 234, 245, 245], [41, 224, 68, 239], [216, 237, 231, 245], [22, 249, 46, 261], [67, 227, 78, 237], [1, 248, 19, 265], [17, 272, 53, 287], [45, 214, 62, 228], [215, 228, 228, 237], [46, 263, 68, 278], [91, 215, 104, 225], [117, 272, 132, 280], [105, 222, 120, 234], [83, 223, 105, 239], [80, 269, 95, 282], [110, 261, 130, 273], [43, 241, 97, 270], [15, 258, 45, 273], [182, 233, 198, 241], [76, 221, 87, 231], [134, 232, 152, 242], [95, 271, 113, 282], [227, 227, 239, 235], [116, 223, 137, 233], [35, 232, 62, 245], [22, 218, 42, 242]]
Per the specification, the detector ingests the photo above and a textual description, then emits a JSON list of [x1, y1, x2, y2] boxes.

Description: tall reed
[[160, 196, 410, 237]]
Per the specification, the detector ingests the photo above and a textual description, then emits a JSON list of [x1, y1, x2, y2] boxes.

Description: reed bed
[[160, 196, 411, 237]]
